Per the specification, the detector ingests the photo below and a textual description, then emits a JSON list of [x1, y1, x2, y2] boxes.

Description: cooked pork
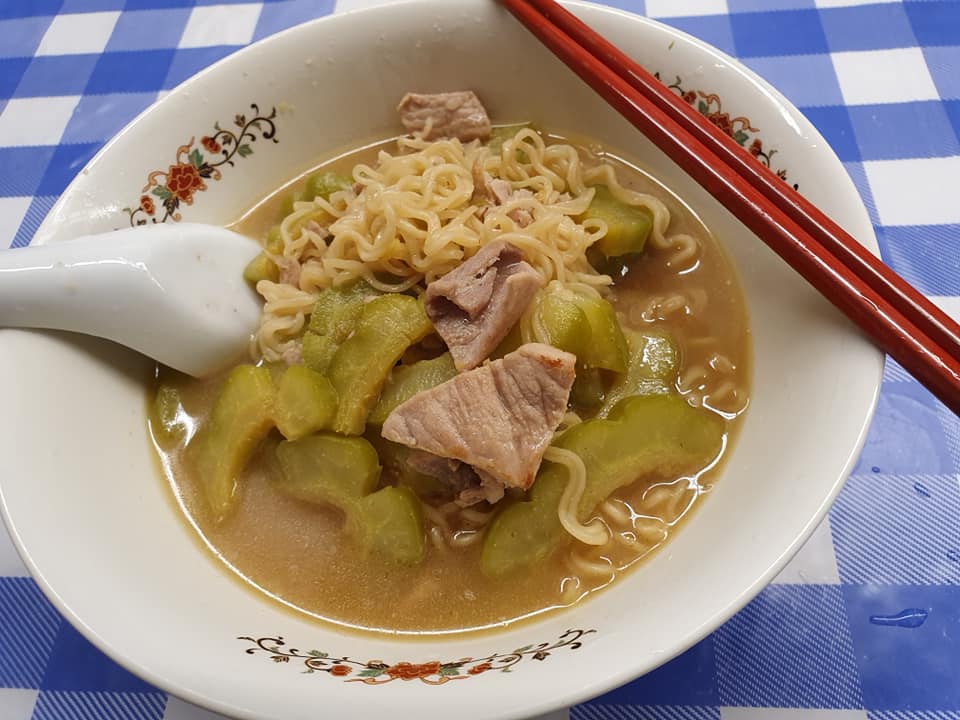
[[381, 343, 576, 491], [407, 451, 506, 507], [473, 169, 535, 227], [425, 241, 542, 371], [397, 91, 491, 142]]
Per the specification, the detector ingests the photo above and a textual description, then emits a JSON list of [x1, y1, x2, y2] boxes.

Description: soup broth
[[150, 132, 750, 634]]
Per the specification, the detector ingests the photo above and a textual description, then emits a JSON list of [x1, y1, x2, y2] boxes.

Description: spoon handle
[[0, 224, 263, 376], [0, 229, 162, 332]]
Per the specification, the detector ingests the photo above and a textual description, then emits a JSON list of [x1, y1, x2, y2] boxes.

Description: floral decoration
[[238, 628, 595, 686], [124, 104, 278, 226], [658, 73, 797, 190]]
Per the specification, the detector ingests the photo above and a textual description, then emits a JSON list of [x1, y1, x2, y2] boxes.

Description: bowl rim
[[1, 1, 883, 717]]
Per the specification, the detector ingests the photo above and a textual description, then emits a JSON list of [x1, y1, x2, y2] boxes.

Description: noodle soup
[[149, 117, 749, 634]]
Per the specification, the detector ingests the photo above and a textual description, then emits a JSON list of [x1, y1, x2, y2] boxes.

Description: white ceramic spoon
[[0, 223, 263, 377]]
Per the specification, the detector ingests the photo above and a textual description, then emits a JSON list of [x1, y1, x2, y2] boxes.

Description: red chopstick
[[500, 0, 960, 415], [520, 0, 960, 363]]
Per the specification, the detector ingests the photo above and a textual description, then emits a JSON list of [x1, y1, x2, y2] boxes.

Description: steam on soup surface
[[149, 92, 750, 634]]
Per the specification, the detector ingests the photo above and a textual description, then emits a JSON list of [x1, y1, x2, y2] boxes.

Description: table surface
[[2, 0, 959, 718]]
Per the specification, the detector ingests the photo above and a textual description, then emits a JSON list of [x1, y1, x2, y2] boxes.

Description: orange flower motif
[[682, 90, 696, 104], [385, 661, 442, 681], [330, 664, 351, 677], [707, 111, 733, 136], [201, 135, 221, 153], [468, 663, 492, 675], [139, 195, 155, 215], [749, 138, 763, 156], [165, 163, 206, 204]]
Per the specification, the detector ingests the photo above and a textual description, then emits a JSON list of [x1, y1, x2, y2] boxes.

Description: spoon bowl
[[0, 224, 262, 377]]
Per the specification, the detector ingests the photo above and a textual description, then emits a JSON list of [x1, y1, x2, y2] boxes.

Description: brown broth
[[149, 134, 751, 635]]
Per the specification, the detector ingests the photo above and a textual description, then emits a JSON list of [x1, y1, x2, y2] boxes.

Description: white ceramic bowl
[[0, 2, 882, 718]]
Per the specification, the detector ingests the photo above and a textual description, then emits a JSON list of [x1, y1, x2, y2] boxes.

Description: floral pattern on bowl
[[124, 103, 278, 226], [121, 75, 794, 230], [658, 73, 796, 190], [239, 629, 595, 685]]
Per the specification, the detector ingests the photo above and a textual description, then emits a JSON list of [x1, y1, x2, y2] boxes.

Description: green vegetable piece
[[579, 185, 653, 259], [304, 171, 352, 201], [288, 207, 333, 241], [570, 295, 628, 373], [275, 172, 348, 236], [539, 287, 628, 373], [540, 290, 588, 352], [599, 331, 679, 417], [366, 433, 449, 499], [151, 384, 188, 448], [487, 123, 532, 155], [570, 368, 606, 411], [303, 280, 378, 375], [273, 365, 338, 440], [262, 362, 288, 384], [354, 486, 425, 565], [274, 433, 380, 507], [274, 435, 424, 564], [328, 294, 434, 435], [243, 251, 279, 286], [480, 394, 724, 577], [301, 331, 325, 373], [186, 365, 275, 522], [265, 225, 284, 254], [278, 189, 305, 220], [369, 353, 457, 426]]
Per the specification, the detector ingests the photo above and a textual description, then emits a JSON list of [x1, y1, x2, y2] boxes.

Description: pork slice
[[471, 161, 488, 203], [487, 178, 513, 205], [455, 473, 506, 507], [407, 450, 506, 507], [280, 341, 303, 367], [274, 255, 301, 287], [425, 241, 542, 370], [304, 219, 331, 241], [476, 175, 535, 228], [407, 450, 479, 492], [381, 343, 576, 490], [507, 205, 534, 229], [397, 91, 492, 142]]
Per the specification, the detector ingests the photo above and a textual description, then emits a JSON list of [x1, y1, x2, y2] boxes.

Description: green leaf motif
[[307, 650, 328, 658], [359, 668, 384, 678], [513, 645, 533, 654], [152, 186, 171, 199], [237, 144, 253, 158], [697, 100, 709, 115], [439, 666, 460, 677], [733, 130, 749, 146], [190, 148, 203, 168]]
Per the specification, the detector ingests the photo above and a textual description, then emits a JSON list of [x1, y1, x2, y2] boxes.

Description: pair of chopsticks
[[501, 0, 960, 416]]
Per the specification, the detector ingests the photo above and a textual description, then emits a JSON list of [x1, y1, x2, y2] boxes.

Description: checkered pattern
[[1, 0, 958, 718]]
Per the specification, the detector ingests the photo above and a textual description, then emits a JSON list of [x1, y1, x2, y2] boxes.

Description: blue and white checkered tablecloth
[[2, 0, 959, 718]]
